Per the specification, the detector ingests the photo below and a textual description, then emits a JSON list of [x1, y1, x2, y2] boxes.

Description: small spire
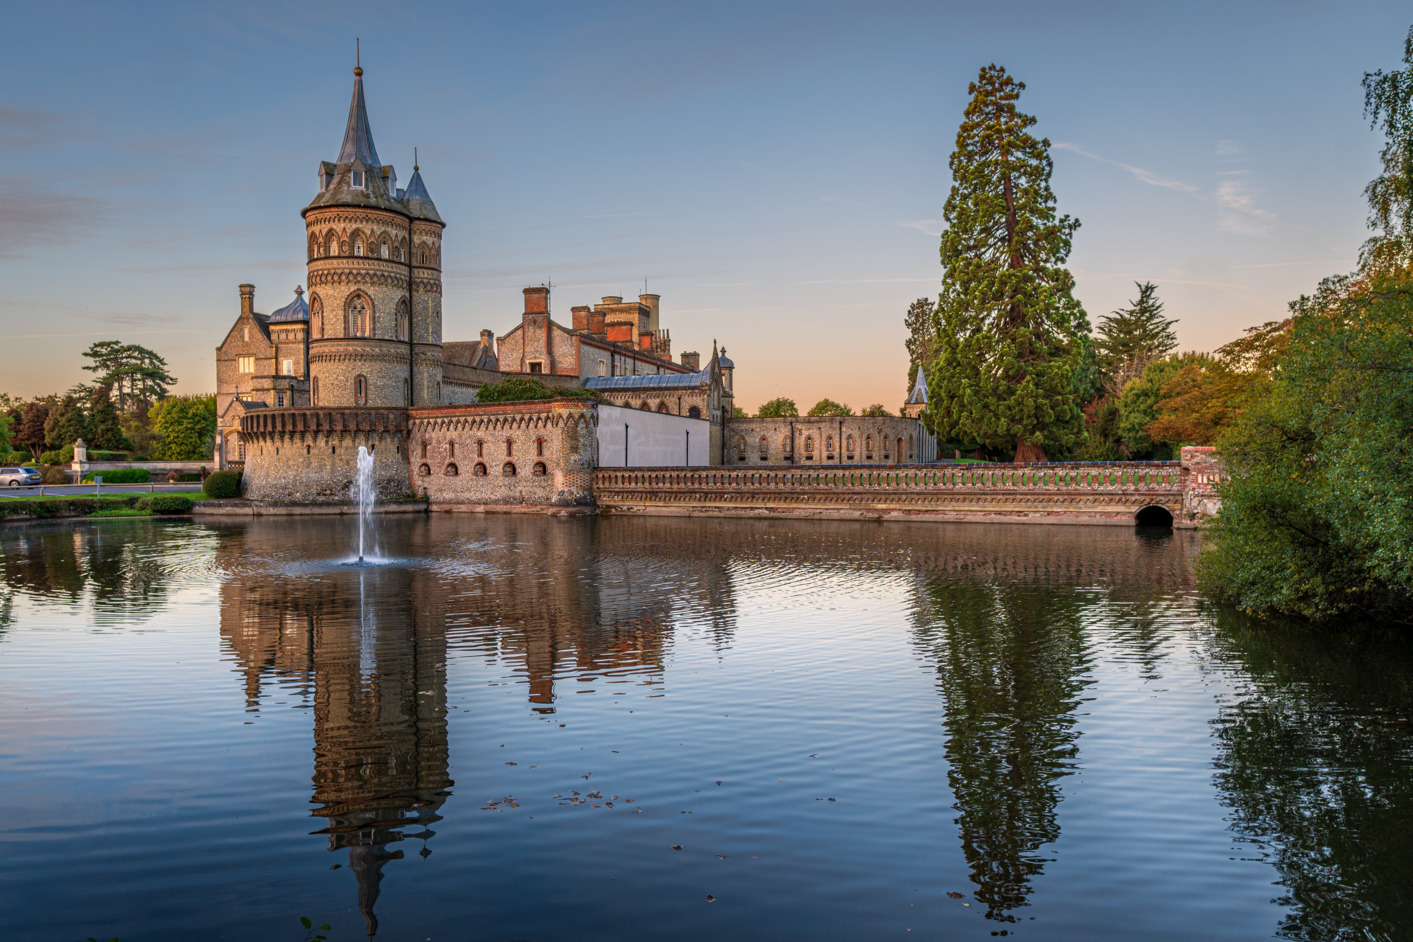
[[294, 285, 304, 298], [354, 38, 362, 76], [337, 49, 380, 167], [414, 146, 418, 172]]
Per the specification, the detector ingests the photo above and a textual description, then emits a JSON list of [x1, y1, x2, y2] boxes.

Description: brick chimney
[[638, 331, 653, 352], [572, 305, 590, 331], [588, 310, 606, 336], [524, 286, 550, 314], [480, 329, 495, 353], [680, 351, 700, 370], [607, 322, 635, 344], [239, 284, 255, 317]]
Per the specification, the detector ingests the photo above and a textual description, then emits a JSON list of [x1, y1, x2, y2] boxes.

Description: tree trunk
[[1014, 435, 1048, 463]]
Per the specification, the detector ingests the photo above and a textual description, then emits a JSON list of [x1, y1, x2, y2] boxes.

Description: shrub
[[39, 449, 64, 465], [148, 494, 194, 514], [41, 465, 70, 484], [90, 449, 131, 461], [82, 468, 150, 484], [203, 469, 242, 498]]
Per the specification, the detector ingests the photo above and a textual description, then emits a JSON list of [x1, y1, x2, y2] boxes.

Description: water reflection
[[1206, 611, 1413, 941]]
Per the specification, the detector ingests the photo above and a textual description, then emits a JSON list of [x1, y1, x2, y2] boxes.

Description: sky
[[0, 1, 1407, 412]]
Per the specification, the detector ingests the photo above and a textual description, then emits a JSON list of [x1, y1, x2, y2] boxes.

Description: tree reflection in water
[[912, 575, 1093, 922], [1206, 610, 1413, 941]]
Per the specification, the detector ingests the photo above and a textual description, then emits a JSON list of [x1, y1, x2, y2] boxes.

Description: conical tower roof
[[402, 160, 443, 223], [337, 64, 381, 167]]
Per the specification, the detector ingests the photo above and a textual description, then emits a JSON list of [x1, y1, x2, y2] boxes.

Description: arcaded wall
[[239, 407, 412, 501]]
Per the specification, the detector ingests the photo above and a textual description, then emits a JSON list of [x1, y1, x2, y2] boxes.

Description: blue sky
[[0, 1, 1405, 411]]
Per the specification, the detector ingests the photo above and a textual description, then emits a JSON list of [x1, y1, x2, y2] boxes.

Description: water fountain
[[354, 445, 376, 564]]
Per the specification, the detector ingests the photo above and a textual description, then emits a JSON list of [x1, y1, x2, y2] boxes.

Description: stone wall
[[1181, 446, 1224, 519], [408, 399, 598, 508], [594, 461, 1194, 526], [239, 407, 412, 501], [724, 416, 938, 466]]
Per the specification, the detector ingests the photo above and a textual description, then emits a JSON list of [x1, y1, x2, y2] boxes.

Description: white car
[[0, 466, 42, 487]]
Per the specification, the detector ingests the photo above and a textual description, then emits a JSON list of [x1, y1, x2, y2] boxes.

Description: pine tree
[[903, 297, 936, 398], [925, 65, 1090, 462], [43, 395, 89, 451], [1361, 24, 1413, 270], [1094, 281, 1178, 393], [87, 386, 131, 451]]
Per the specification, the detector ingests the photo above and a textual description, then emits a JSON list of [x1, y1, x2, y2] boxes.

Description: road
[[0, 484, 205, 499]]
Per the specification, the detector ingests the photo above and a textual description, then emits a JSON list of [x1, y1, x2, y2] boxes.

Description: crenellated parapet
[[239, 407, 412, 501]]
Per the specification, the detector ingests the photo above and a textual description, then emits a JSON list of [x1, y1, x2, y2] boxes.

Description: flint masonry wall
[[409, 399, 598, 508], [724, 416, 938, 466], [239, 407, 412, 501]]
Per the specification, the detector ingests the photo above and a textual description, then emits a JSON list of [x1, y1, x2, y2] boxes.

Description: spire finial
[[354, 38, 362, 76], [414, 146, 418, 172], [294, 285, 304, 298]]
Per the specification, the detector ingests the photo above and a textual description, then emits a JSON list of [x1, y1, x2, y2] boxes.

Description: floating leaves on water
[[671, 845, 683, 851], [715, 781, 723, 786], [716, 854, 727, 859], [946, 892, 964, 899], [705, 894, 716, 903], [505, 761, 517, 766], [813, 797, 837, 802]]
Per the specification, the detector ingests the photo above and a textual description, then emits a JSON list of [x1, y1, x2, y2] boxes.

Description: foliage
[[82, 469, 151, 484], [1145, 323, 1289, 447], [731, 406, 747, 418], [81, 341, 177, 412], [756, 397, 799, 418], [203, 470, 242, 499], [0, 496, 142, 519], [1360, 25, 1413, 270], [43, 394, 90, 451], [146, 494, 194, 514], [1199, 271, 1413, 624], [924, 65, 1091, 462], [87, 386, 131, 451], [475, 376, 597, 404], [1073, 395, 1122, 461], [806, 398, 853, 417], [860, 403, 892, 417], [1095, 281, 1178, 393], [0, 414, 10, 454], [149, 395, 216, 461], [1115, 356, 1196, 456], [903, 296, 936, 398], [300, 915, 332, 942]]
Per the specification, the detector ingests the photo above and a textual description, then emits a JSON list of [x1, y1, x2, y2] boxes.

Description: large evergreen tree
[[903, 297, 936, 398], [925, 65, 1091, 462], [81, 341, 177, 412], [1361, 24, 1413, 270], [87, 386, 131, 451], [1094, 281, 1178, 393]]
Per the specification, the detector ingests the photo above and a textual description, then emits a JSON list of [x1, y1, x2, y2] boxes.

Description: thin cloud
[[0, 181, 106, 258], [1054, 142, 1201, 195], [797, 278, 936, 285], [901, 219, 942, 237], [0, 107, 72, 150]]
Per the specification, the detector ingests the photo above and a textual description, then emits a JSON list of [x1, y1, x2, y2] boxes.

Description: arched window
[[354, 374, 368, 406], [532, 461, 547, 476], [444, 463, 459, 476], [347, 295, 372, 337], [826, 435, 834, 454], [846, 434, 855, 455], [310, 295, 323, 338], [326, 233, 337, 256], [308, 236, 318, 260], [805, 436, 814, 453], [380, 241, 389, 259], [475, 440, 484, 458], [310, 375, 320, 406], [734, 436, 747, 461], [395, 300, 408, 341], [758, 436, 769, 459], [505, 438, 514, 457], [418, 463, 431, 476], [420, 441, 428, 459], [865, 434, 874, 455], [502, 462, 517, 476], [448, 441, 456, 459], [687, 406, 701, 419], [656, 401, 669, 413], [535, 438, 545, 457], [472, 462, 487, 476]]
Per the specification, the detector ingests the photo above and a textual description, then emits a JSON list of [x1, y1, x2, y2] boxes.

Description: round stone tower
[[303, 61, 446, 409]]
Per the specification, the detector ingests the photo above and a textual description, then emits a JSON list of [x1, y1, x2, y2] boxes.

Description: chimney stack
[[480, 329, 495, 353], [239, 284, 255, 317], [523, 286, 550, 314], [588, 310, 606, 336], [680, 351, 700, 371], [639, 293, 660, 333], [571, 305, 590, 331]]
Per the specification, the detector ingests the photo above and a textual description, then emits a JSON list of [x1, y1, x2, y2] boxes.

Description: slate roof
[[337, 68, 381, 167], [268, 290, 309, 324], [905, 365, 929, 404], [584, 369, 710, 390], [402, 167, 442, 223]]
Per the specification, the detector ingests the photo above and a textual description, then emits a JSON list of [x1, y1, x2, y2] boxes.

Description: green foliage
[[300, 915, 331, 942], [150, 395, 216, 461], [0, 496, 141, 519], [1095, 282, 1178, 393], [806, 398, 853, 417], [87, 386, 131, 451], [147, 494, 194, 514], [82, 340, 177, 412], [1116, 356, 1194, 456], [203, 469, 242, 499], [475, 376, 598, 403], [731, 406, 747, 418], [860, 403, 892, 417], [0, 414, 10, 454], [903, 297, 936, 398], [756, 397, 798, 418], [1200, 271, 1413, 624], [38, 449, 64, 466], [44, 394, 89, 451], [1074, 395, 1122, 461], [1361, 25, 1413, 270], [82, 469, 150, 484], [15, 400, 49, 460], [924, 65, 1091, 462]]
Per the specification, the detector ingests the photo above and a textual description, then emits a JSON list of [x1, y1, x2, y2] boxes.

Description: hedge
[[141, 494, 194, 514], [203, 469, 242, 499], [81, 469, 150, 484], [0, 497, 141, 519]]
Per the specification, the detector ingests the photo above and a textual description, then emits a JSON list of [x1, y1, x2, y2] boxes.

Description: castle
[[216, 60, 934, 506]]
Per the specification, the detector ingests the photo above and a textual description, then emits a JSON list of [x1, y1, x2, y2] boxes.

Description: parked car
[[0, 466, 43, 487]]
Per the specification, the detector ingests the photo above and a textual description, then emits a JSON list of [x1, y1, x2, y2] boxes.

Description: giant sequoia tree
[[924, 65, 1090, 462]]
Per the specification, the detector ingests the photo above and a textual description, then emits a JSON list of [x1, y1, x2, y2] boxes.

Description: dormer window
[[351, 170, 365, 188]]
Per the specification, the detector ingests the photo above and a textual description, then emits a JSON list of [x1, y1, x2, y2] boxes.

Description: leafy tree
[[925, 65, 1091, 463], [81, 341, 177, 412], [757, 397, 798, 418], [1361, 25, 1413, 271], [1200, 270, 1413, 623], [0, 414, 11, 456], [15, 401, 51, 461], [1095, 282, 1178, 393], [150, 395, 217, 460], [731, 406, 747, 418], [860, 403, 892, 417], [807, 398, 853, 417], [1145, 324, 1288, 447], [1074, 395, 1122, 461], [475, 376, 598, 404], [87, 386, 131, 451], [903, 297, 936, 398], [1116, 355, 1198, 456], [44, 395, 89, 451]]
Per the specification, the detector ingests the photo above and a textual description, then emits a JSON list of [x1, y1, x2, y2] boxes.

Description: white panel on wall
[[597, 405, 710, 467]]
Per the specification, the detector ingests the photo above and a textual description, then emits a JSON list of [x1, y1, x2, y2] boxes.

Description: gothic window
[[311, 376, 319, 405], [308, 237, 318, 260], [535, 438, 545, 457], [310, 295, 323, 338], [502, 462, 517, 476], [326, 233, 337, 256], [656, 402, 669, 413], [380, 241, 389, 259], [846, 434, 855, 455], [347, 295, 371, 337], [354, 374, 368, 406], [476, 440, 484, 458], [687, 406, 701, 419], [640, 401, 651, 411], [758, 436, 769, 459], [805, 436, 814, 454], [865, 434, 874, 456], [505, 438, 514, 457], [473, 462, 487, 476], [826, 435, 834, 454], [421, 441, 428, 460], [532, 462, 547, 476], [353, 241, 364, 256]]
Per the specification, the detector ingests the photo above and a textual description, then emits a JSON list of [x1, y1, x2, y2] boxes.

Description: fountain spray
[[355, 446, 376, 564]]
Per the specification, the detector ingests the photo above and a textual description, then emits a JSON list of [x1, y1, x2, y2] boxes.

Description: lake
[[1, 514, 1410, 941]]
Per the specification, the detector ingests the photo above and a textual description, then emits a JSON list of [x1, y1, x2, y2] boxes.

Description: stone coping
[[193, 499, 427, 516], [409, 398, 597, 419]]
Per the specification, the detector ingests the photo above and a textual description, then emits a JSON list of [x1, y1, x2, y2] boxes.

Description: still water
[[1, 515, 1410, 941]]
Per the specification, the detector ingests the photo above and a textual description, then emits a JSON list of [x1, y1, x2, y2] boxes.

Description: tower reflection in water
[[218, 535, 451, 938]]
